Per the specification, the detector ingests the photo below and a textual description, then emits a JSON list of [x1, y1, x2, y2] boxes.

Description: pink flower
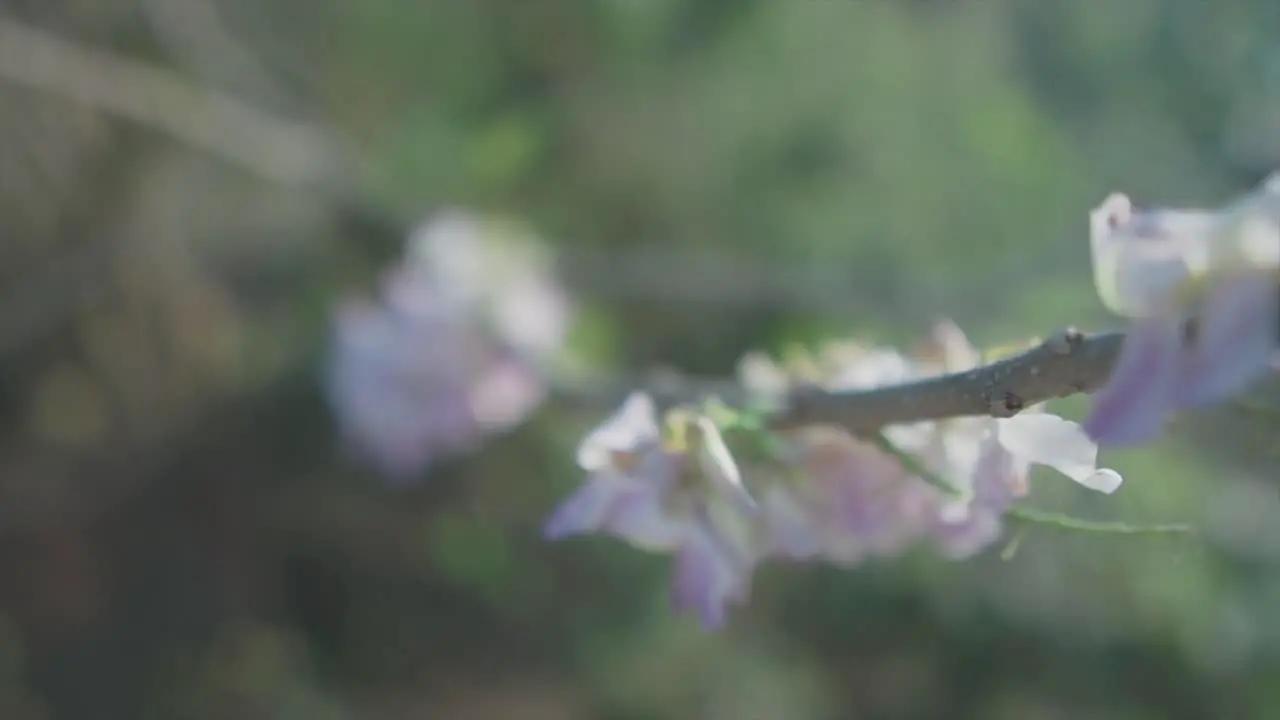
[[1083, 179, 1280, 446]]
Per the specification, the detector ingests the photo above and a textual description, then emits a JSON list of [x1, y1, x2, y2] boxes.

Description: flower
[[543, 393, 762, 630], [737, 344, 940, 564], [407, 209, 571, 359], [546, 322, 1124, 629], [1083, 178, 1280, 446], [931, 412, 1123, 554], [746, 324, 1122, 563], [907, 322, 1122, 555], [325, 210, 571, 480], [326, 277, 497, 479], [758, 426, 934, 565]]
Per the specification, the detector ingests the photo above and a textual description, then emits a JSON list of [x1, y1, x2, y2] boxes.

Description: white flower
[[1083, 177, 1280, 445], [544, 393, 762, 630]]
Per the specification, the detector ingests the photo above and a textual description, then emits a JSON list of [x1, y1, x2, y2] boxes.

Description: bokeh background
[[2, 1, 1280, 718]]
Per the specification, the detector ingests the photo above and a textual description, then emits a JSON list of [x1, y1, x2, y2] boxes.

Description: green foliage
[[21, 0, 1280, 718], [324, 1, 1273, 714]]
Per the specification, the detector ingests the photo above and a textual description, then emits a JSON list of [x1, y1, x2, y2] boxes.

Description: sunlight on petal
[[998, 414, 1121, 493]]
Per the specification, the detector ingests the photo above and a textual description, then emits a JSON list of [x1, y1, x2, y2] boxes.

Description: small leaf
[[1005, 506, 1194, 536]]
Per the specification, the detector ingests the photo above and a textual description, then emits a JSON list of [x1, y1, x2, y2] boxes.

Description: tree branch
[[0, 17, 342, 187], [552, 326, 1128, 437], [769, 327, 1126, 434]]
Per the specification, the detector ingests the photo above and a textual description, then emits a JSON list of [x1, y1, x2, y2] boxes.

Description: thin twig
[[139, 0, 288, 101], [553, 324, 1126, 435], [770, 326, 1126, 434], [0, 17, 342, 187]]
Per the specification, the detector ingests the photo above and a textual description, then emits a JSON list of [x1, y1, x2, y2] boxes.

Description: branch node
[[986, 390, 1024, 417], [762, 326, 1127, 436], [1045, 326, 1084, 355]]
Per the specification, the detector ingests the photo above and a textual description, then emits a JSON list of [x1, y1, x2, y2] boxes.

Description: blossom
[[545, 322, 1123, 629], [1083, 178, 1280, 446], [543, 393, 761, 630], [757, 426, 934, 565], [406, 209, 571, 359], [325, 210, 571, 480], [904, 322, 1122, 555], [929, 412, 1123, 556], [740, 343, 939, 564], [746, 324, 1121, 563]]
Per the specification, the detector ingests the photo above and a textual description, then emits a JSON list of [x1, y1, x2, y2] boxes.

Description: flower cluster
[[1084, 175, 1280, 446], [326, 209, 572, 481], [545, 322, 1121, 629], [322, 179, 1274, 628]]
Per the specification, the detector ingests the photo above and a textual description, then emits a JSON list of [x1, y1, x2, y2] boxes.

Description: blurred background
[[1, 1, 1280, 718]]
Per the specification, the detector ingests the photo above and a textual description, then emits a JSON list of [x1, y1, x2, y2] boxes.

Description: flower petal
[[543, 477, 624, 540], [669, 525, 748, 631], [694, 416, 758, 515], [545, 461, 687, 551], [758, 484, 824, 560], [1089, 193, 1212, 317], [604, 484, 687, 551], [574, 392, 659, 470], [998, 414, 1122, 493], [929, 319, 981, 372], [737, 352, 790, 406], [1177, 272, 1278, 408], [1078, 469, 1124, 494], [1082, 314, 1185, 446], [1208, 181, 1280, 271]]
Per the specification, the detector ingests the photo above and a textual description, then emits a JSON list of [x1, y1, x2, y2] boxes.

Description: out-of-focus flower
[[543, 393, 762, 630], [1084, 177, 1280, 446], [757, 425, 934, 565], [326, 209, 572, 481], [407, 209, 571, 359], [741, 342, 940, 565]]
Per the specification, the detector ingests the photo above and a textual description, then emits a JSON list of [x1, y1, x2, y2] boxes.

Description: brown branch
[[550, 325, 1130, 434], [0, 17, 343, 187], [550, 326, 1128, 436], [769, 327, 1126, 434]]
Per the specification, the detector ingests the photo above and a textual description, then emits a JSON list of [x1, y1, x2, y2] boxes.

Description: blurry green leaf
[[428, 512, 513, 596], [465, 113, 544, 190], [565, 303, 622, 367]]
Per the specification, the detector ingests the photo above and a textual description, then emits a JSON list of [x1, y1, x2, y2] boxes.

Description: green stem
[[872, 431, 1195, 537], [1006, 507, 1193, 535], [870, 430, 964, 497]]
